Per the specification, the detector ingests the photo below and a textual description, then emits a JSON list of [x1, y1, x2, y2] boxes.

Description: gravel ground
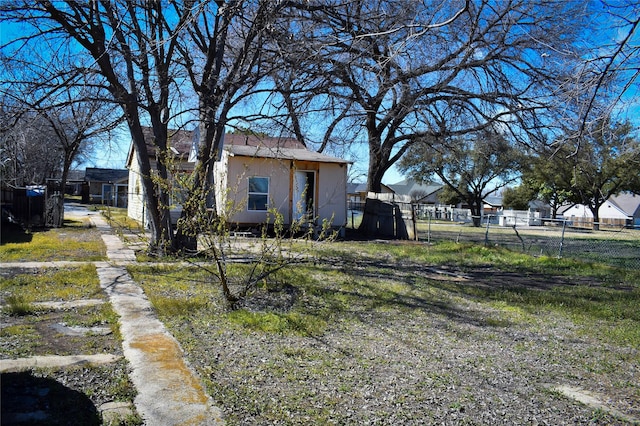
[[135, 250, 640, 426], [2, 231, 637, 425], [181, 302, 637, 425]]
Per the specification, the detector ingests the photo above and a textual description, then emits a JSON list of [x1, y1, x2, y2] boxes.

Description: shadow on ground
[[1, 371, 101, 425], [0, 223, 33, 245]]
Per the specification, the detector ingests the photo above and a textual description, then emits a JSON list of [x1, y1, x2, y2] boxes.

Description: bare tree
[[2, 46, 123, 226], [567, 1, 640, 137], [0, 109, 63, 187], [270, 0, 587, 194], [1, 1, 203, 253]]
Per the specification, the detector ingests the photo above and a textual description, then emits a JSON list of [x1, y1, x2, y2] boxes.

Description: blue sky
[[81, 125, 406, 185], [4, 2, 638, 188]]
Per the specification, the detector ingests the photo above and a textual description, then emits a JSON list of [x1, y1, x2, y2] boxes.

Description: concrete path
[[2, 205, 224, 425], [89, 210, 225, 425]]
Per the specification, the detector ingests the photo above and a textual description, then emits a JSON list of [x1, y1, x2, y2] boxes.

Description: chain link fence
[[417, 215, 640, 269]]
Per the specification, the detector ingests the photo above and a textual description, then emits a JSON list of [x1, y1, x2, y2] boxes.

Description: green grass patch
[[0, 264, 102, 303], [3, 294, 34, 316], [129, 263, 329, 335], [0, 222, 105, 262], [132, 239, 639, 348], [227, 310, 325, 335], [96, 206, 144, 233], [0, 323, 39, 339]]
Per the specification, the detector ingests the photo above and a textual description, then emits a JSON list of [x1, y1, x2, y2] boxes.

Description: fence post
[[427, 210, 432, 244], [558, 219, 567, 258], [484, 214, 491, 246], [412, 204, 418, 241]]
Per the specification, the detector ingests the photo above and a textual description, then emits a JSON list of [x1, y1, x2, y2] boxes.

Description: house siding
[[316, 162, 348, 227], [127, 157, 147, 226], [216, 153, 348, 228], [221, 156, 294, 225]]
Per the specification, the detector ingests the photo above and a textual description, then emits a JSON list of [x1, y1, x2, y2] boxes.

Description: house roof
[[223, 133, 305, 149], [609, 193, 640, 217], [388, 179, 442, 198], [484, 195, 503, 207], [142, 127, 194, 157], [347, 182, 394, 194], [226, 144, 349, 164], [84, 167, 129, 183], [129, 128, 343, 165], [126, 127, 194, 167]]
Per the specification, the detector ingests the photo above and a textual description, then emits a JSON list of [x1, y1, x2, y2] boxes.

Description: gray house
[[388, 179, 443, 203], [84, 167, 129, 207]]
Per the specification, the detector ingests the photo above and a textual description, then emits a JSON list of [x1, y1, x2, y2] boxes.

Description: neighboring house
[[127, 129, 350, 233], [347, 182, 394, 211], [483, 194, 503, 214], [558, 192, 640, 228], [388, 179, 443, 204], [84, 167, 129, 207], [65, 169, 86, 196], [126, 128, 194, 226]]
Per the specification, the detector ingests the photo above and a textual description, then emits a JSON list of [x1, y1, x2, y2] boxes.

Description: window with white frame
[[248, 176, 269, 211]]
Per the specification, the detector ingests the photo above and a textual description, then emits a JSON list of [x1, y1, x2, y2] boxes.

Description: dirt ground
[[1, 267, 137, 425]]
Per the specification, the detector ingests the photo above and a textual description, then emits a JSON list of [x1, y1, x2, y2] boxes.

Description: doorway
[[293, 170, 315, 221]]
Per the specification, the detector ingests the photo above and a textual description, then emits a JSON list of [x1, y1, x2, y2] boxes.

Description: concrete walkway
[[2, 205, 224, 425], [89, 210, 224, 425]]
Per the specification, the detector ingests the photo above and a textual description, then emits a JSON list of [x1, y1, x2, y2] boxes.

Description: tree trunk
[[360, 137, 392, 236], [54, 164, 70, 228], [129, 121, 175, 255], [470, 195, 483, 227], [174, 119, 224, 252], [590, 203, 601, 231]]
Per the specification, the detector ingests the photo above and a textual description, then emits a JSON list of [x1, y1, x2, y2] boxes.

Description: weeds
[[0, 264, 101, 302], [3, 294, 34, 315]]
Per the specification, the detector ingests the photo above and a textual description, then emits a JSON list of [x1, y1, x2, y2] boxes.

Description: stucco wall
[[222, 156, 292, 225]]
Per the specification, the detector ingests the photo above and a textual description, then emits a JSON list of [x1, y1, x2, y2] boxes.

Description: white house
[[559, 193, 640, 228], [126, 128, 194, 227], [127, 129, 350, 233]]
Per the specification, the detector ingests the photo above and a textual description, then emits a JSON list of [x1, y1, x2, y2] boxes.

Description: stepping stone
[[50, 323, 112, 336], [100, 401, 137, 424], [32, 299, 105, 310], [0, 354, 122, 372], [552, 384, 639, 424]]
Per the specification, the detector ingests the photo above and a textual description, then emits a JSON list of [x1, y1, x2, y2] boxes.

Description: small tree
[[502, 185, 537, 211], [399, 128, 525, 226], [168, 163, 336, 310]]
